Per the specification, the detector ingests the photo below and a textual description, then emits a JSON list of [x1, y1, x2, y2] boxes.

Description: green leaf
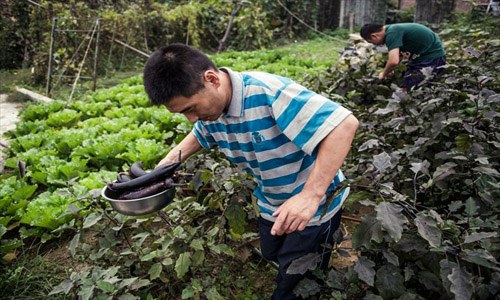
[[82, 212, 103, 229], [448, 201, 463, 213], [448, 267, 473, 300], [455, 134, 471, 153], [375, 265, 406, 299], [162, 257, 174, 266], [326, 269, 345, 290], [472, 166, 500, 178], [209, 244, 233, 256], [11, 184, 38, 201], [0, 225, 6, 239], [148, 262, 163, 280], [118, 294, 139, 300], [415, 213, 441, 248], [78, 285, 95, 300], [464, 232, 497, 244], [462, 249, 500, 271], [97, 280, 115, 293], [358, 139, 379, 151], [417, 271, 442, 293], [175, 252, 192, 279], [49, 279, 74, 295], [118, 277, 138, 290], [354, 257, 376, 286], [191, 250, 205, 266], [225, 201, 247, 235], [396, 293, 426, 300], [439, 259, 457, 296], [182, 286, 195, 299], [141, 250, 161, 262], [205, 286, 224, 300], [190, 238, 204, 251], [410, 160, 430, 176], [293, 278, 321, 299], [373, 152, 392, 173], [375, 202, 406, 242], [129, 279, 150, 291], [382, 249, 399, 266], [464, 198, 477, 217], [287, 253, 321, 275], [69, 233, 80, 257], [432, 162, 457, 182], [352, 214, 383, 249]]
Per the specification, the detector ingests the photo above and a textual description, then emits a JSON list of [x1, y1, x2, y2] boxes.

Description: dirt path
[[0, 94, 23, 172]]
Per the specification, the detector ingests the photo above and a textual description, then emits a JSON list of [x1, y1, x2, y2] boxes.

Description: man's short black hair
[[360, 24, 383, 40], [143, 43, 218, 105]]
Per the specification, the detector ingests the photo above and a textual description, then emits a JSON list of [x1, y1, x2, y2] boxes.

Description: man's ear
[[204, 70, 220, 87]]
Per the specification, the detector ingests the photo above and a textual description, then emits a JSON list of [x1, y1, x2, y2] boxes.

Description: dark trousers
[[258, 210, 343, 300], [403, 56, 446, 91]]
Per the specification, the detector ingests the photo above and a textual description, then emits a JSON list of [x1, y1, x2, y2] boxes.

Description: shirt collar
[[220, 67, 244, 117]]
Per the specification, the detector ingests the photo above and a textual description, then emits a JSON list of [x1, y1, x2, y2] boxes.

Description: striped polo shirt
[[192, 68, 352, 226]]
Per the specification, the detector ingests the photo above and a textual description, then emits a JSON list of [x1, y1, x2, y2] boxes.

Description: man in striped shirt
[[144, 44, 359, 299]]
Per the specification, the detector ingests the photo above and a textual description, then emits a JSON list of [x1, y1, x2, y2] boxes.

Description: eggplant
[[119, 178, 175, 200], [129, 162, 147, 178], [117, 172, 132, 183], [108, 160, 181, 191], [18, 160, 26, 179]]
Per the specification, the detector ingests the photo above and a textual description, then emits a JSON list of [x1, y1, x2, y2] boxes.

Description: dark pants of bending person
[[403, 56, 446, 91], [258, 210, 343, 300]]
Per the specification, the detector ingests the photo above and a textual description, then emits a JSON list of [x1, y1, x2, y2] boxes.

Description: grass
[[0, 69, 33, 94], [0, 242, 71, 299], [275, 32, 350, 65]]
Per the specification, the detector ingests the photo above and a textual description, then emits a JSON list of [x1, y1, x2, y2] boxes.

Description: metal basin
[[101, 185, 175, 216]]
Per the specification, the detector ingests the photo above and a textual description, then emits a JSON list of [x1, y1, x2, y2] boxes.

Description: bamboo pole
[[92, 18, 101, 91], [46, 18, 57, 97]]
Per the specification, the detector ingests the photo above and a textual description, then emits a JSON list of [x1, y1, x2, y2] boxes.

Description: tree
[[217, 0, 244, 53], [415, 0, 456, 24], [340, 0, 388, 28]]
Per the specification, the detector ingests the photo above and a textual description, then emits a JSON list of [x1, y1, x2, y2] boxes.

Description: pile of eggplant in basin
[[102, 153, 183, 216], [107, 159, 181, 200]]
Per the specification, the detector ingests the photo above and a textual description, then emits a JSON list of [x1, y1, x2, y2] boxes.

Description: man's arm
[[271, 114, 359, 235], [157, 132, 202, 167], [379, 48, 401, 79]]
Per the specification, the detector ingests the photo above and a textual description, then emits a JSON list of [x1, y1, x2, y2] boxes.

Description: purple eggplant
[[108, 160, 181, 191], [129, 162, 148, 178], [119, 178, 175, 200], [117, 172, 132, 183]]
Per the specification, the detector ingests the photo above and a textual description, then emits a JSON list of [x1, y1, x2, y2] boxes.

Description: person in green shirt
[[360, 23, 446, 91]]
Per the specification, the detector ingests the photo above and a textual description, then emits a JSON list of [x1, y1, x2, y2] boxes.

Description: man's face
[[366, 31, 384, 45], [166, 82, 227, 123]]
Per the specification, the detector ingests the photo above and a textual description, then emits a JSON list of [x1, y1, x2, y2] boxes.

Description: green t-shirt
[[385, 23, 445, 63]]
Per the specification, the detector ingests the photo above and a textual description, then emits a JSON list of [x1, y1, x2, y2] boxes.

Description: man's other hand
[[270, 194, 318, 236]]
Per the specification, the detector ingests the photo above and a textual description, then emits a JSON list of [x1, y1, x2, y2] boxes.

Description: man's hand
[[156, 132, 202, 168], [156, 156, 176, 168], [379, 48, 401, 81], [400, 51, 412, 60], [270, 193, 320, 235]]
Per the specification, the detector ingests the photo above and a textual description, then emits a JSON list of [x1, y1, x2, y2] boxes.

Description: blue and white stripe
[[192, 68, 352, 225]]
